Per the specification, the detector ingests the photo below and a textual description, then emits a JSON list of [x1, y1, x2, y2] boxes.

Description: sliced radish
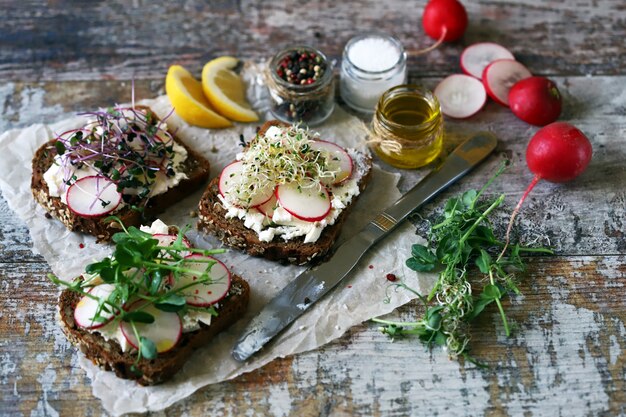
[[460, 43, 515, 79], [256, 195, 278, 218], [152, 233, 191, 247], [153, 233, 192, 261], [434, 74, 487, 119], [482, 59, 532, 106], [66, 175, 122, 217], [173, 254, 231, 307], [218, 161, 274, 208], [74, 284, 118, 330], [120, 302, 182, 353], [276, 182, 331, 222], [310, 140, 354, 185]]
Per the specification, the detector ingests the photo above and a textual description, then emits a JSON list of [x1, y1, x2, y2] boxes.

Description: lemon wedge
[[202, 56, 259, 122], [165, 65, 232, 128]]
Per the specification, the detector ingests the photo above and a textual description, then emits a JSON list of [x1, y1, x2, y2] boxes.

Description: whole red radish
[[498, 122, 592, 260], [422, 0, 468, 42], [509, 77, 562, 126], [526, 122, 592, 183]]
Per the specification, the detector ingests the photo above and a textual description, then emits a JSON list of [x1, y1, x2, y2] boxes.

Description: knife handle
[[366, 132, 498, 243]]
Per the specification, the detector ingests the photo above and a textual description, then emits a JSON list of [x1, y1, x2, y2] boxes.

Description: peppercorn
[[274, 48, 327, 86]]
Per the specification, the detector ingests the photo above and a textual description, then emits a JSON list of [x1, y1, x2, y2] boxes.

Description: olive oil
[[372, 85, 443, 169]]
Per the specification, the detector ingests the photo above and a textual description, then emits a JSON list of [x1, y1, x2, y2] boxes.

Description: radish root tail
[[413, 27, 448, 56], [497, 174, 541, 262]]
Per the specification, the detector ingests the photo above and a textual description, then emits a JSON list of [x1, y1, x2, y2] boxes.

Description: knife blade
[[232, 131, 498, 362]]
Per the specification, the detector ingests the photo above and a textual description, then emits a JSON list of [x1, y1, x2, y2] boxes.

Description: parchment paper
[[0, 66, 435, 415]]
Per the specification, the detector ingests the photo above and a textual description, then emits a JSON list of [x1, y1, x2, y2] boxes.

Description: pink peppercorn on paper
[[0, 64, 435, 415]]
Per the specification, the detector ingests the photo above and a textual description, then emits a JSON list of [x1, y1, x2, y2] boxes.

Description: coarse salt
[[340, 33, 407, 113], [347, 37, 401, 72]]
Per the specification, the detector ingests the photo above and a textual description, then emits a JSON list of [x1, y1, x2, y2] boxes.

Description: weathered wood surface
[[1, 1, 625, 416], [0, 0, 625, 81]]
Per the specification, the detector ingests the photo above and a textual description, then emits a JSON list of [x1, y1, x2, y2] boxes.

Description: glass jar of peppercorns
[[267, 46, 335, 126]]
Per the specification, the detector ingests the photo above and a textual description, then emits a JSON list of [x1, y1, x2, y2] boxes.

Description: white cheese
[[139, 219, 170, 235], [218, 175, 361, 244]]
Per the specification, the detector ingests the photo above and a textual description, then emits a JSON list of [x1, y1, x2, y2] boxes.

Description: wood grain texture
[[0, 0, 625, 82], [0, 0, 625, 416]]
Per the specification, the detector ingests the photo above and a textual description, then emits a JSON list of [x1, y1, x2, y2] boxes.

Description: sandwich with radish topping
[[31, 105, 210, 242], [50, 218, 249, 385], [197, 121, 372, 265]]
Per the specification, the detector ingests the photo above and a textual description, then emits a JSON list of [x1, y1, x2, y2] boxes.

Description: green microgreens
[[47, 216, 225, 374], [372, 163, 553, 362], [227, 125, 338, 205]]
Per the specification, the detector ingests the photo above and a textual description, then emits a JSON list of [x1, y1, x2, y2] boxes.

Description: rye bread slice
[[197, 121, 373, 265], [31, 105, 210, 242], [58, 274, 249, 386]]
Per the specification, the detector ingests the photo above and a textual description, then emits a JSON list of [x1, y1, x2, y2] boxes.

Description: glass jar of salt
[[340, 33, 407, 113]]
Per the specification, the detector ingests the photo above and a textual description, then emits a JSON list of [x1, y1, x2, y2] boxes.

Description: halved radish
[[482, 59, 532, 106], [74, 284, 118, 330], [434, 74, 487, 119], [173, 254, 231, 307], [120, 302, 182, 353], [310, 140, 353, 185], [460, 43, 515, 79], [256, 195, 278, 218], [276, 182, 331, 222], [66, 175, 122, 217], [218, 161, 274, 208]]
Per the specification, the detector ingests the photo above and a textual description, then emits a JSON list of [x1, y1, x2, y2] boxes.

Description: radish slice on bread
[[434, 74, 487, 119], [276, 182, 331, 222], [256, 195, 278, 218], [153, 233, 192, 261], [74, 284, 118, 329], [309, 140, 353, 185], [460, 43, 515, 79], [482, 59, 532, 106], [66, 175, 122, 217], [120, 302, 182, 353], [218, 161, 274, 207], [173, 254, 231, 307]]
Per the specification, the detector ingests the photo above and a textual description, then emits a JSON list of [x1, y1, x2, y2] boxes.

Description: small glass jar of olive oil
[[371, 85, 444, 169]]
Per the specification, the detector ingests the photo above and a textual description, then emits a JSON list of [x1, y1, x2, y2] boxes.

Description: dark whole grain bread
[[31, 105, 210, 242], [58, 275, 249, 386], [197, 121, 373, 265]]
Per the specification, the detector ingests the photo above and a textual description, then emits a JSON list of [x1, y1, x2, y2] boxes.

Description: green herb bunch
[[373, 164, 552, 361], [48, 217, 225, 373]]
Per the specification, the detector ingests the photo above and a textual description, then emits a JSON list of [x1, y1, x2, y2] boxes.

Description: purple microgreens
[[52, 105, 179, 210]]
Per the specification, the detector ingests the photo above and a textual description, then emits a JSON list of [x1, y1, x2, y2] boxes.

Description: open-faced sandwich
[[32, 105, 210, 242], [50, 219, 249, 385], [197, 121, 373, 265]]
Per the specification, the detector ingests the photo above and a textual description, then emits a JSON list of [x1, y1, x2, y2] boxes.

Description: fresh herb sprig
[[372, 164, 552, 361], [47, 216, 225, 373]]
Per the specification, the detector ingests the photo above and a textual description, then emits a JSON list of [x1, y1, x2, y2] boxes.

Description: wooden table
[[1, 1, 624, 415]]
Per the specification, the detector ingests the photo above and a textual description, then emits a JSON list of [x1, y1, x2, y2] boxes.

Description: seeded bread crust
[[58, 275, 249, 386], [31, 105, 211, 242], [197, 121, 373, 265]]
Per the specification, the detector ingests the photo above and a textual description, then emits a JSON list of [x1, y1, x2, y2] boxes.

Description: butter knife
[[232, 132, 498, 362]]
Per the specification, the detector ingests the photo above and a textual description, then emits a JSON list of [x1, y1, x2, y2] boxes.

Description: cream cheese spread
[[219, 125, 363, 244]]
